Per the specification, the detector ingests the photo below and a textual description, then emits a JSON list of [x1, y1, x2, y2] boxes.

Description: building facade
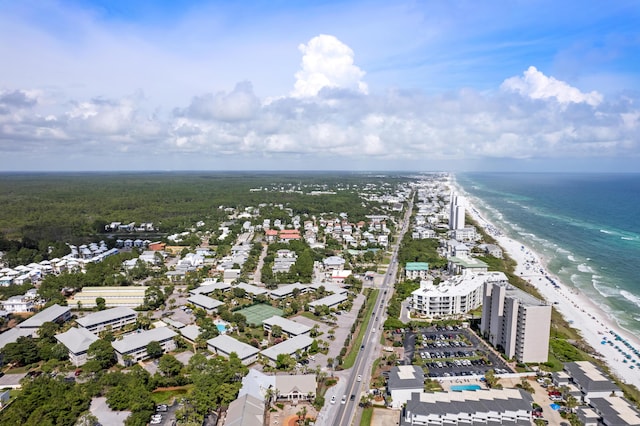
[[480, 280, 551, 363]]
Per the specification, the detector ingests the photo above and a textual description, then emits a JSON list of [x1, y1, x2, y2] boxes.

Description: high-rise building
[[480, 280, 551, 363], [449, 193, 465, 230]]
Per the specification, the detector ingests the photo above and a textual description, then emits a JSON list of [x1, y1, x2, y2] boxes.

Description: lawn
[[359, 407, 373, 426], [151, 385, 194, 404]]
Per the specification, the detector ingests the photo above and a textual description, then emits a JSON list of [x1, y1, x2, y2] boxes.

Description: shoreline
[[453, 181, 640, 390]]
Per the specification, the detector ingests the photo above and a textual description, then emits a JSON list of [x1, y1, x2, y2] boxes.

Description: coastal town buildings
[[400, 388, 534, 426], [480, 280, 552, 363], [76, 306, 137, 334], [111, 327, 177, 365], [411, 272, 506, 318]]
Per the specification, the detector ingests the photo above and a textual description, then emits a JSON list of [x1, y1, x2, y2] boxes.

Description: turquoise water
[[456, 173, 640, 336], [216, 324, 227, 333], [451, 384, 481, 391]]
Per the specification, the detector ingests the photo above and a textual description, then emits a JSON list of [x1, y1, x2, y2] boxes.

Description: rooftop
[[263, 315, 311, 336], [76, 307, 137, 329], [55, 327, 99, 354], [20, 304, 71, 328], [260, 335, 314, 361], [207, 334, 260, 360], [111, 327, 177, 354]]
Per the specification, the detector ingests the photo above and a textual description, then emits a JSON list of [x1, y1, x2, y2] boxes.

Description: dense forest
[[0, 171, 413, 266]]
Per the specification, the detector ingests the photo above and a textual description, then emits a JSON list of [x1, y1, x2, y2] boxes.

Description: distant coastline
[[453, 172, 640, 388]]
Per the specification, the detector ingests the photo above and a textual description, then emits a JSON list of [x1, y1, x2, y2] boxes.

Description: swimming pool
[[216, 323, 227, 333], [451, 384, 481, 391]]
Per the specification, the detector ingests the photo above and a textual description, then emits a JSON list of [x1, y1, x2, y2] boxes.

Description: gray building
[[76, 306, 137, 334], [401, 388, 533, 426], [387, 365, 426, 408], [19, 304, 72, 335], [111, 327, 177, 365], [55, 327, 99, 366], [480, 280, 551, 363], [207, 335, 260, 365]]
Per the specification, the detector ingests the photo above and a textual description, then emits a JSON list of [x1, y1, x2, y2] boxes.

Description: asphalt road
[[331, 195, 413, 426]]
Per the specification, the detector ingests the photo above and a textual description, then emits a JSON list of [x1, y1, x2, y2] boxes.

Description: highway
[[332, 194, 413, 426]]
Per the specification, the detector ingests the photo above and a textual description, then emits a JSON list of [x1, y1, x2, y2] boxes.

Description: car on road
[[350, 394, 356, 401], [330, 395, 336, 404], [341, 395, 346, 404], [357, 375, 362, 382]]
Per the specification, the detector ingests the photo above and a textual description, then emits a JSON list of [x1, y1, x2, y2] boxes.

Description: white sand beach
[[462, 193, 640, 390]]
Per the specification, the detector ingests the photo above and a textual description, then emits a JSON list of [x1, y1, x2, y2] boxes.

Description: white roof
[[187, 294, 224, 310], [20, 304, 71, 328], [76, 307, 137, 329], [207, 335, 260, 360], [308, 293, 348, 308], [262, 316, 311, 336], [112, 328, 177, 354], [260, 335, 314, 361], [55, 327, 99, 354], [235, 282, 268, 296]]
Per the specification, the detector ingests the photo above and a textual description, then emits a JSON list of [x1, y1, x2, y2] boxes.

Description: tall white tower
[[449, 193, 465, 230]]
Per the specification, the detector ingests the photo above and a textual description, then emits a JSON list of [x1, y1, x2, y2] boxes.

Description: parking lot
[[404, 325, 512, 378]]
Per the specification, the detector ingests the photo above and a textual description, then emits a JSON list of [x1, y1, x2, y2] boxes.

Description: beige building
[[480, 280, 551, 363], [72, 286, 148, 308]]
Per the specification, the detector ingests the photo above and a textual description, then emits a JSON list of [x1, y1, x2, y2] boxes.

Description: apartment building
[[76, 306, 137, 334], [480, 280, 551, 363]]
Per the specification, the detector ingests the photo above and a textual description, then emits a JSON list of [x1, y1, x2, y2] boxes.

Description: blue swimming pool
[[451, 384, 481, 391], [216, 323, 227, 333]]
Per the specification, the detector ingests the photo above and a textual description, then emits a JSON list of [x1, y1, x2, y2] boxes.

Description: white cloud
[[501, 66, 603, 106], [292, 34, 368, 98], [178, 82, 260, 122]]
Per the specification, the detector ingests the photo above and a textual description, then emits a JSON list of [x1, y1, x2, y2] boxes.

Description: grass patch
[[151, 385, 194, 404], [343, 289, 379, 369], [359, 407, 373, 426], [371, 358, 380, 377]]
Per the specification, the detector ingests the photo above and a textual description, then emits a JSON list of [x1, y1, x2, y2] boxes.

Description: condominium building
[[111, 327, 177, 365], [449, 193, 465, 230], [480, 280, 551, 363], [72, 286, 148, 308], [76, 306, 137, 334], [401, 388, 533, 426], [405, 262, 430, 280], [411, 272, 506, 318]]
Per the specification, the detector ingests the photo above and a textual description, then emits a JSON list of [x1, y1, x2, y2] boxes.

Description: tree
[[270, 324, 283, 338], [1, 336, 40, 366], [275, 354, 295, 370], [146, 341, 164, 359], [158, 354, 183, 377], [86, 338, 115, 371], [95, 297, 106, 311]]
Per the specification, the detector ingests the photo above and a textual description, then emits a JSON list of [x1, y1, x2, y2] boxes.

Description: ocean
[[455, 172, 640, 336]]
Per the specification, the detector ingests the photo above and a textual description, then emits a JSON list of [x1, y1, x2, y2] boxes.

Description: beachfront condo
[[480, 280, 552, 363]]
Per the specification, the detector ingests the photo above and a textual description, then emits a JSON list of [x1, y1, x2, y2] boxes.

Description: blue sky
[[1, 0, 639, 172]]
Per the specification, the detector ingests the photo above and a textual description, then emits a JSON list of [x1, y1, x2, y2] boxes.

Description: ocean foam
[[567, 255, 576, 262], [592, 281, 617, 298], [577, 263, 594, 273], [620, 290, 640, 309], [600, 229, 613, 234]]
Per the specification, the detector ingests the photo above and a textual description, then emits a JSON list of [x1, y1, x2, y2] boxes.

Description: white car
[[341, 395, 346, 404], [357, 375, 362, 382], [330, 395, 336, 404]]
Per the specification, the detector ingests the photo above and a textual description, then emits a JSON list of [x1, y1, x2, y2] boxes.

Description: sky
[[1, 0, 639, 172]]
